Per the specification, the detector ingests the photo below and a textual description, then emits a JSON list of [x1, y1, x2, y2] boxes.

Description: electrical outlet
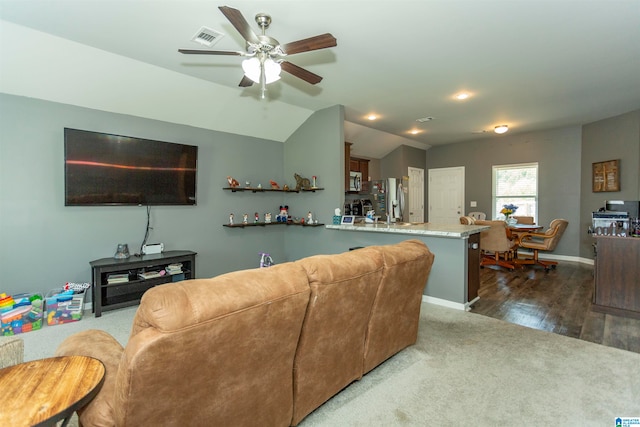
[[470, 201, 477, 207]]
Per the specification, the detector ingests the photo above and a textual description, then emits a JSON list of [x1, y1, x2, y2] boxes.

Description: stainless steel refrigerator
[[369, 177, 410, 222]]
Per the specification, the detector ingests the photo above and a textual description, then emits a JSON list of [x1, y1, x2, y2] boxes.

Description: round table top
[[0, 355, 105, 427]]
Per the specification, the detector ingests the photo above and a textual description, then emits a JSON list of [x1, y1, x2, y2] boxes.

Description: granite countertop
[[325, 222, 489, 239]]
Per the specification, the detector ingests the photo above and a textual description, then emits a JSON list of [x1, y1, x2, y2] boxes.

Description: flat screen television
[[64, 128, 197, 206]]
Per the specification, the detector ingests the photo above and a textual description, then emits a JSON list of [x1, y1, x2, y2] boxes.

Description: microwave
[[349, 171, 362, 192]]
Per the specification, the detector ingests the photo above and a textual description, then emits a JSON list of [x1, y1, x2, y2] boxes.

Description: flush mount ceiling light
[[408, 129, 422, 135], [366, 114, 378, 121], [454, 92, 471, 100], [494, 125, 509, 134]]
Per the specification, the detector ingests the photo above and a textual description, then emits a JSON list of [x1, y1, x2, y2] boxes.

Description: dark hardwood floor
[[469, 261, 640, 354]]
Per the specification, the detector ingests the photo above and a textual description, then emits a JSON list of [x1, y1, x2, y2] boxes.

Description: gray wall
[[424, 110, 640, 260], [580, 110, 640, 257], [0, 94, 290, 296], [380, 145, 427, 180], [283, 105, 345, 260], [425, 126, 583, 258]]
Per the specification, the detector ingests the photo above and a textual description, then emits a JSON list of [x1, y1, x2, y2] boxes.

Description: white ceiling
[[1, 0, 639, 158]]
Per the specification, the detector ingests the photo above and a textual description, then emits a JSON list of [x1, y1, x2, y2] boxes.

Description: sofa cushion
[[291, 246, 384, 425], [114, 262, 310, 427], [363, 239, 435, 373]]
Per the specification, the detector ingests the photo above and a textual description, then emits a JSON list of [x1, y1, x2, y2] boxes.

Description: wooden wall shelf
[[224, 222, 324, 228], [223, 187, 324, 193]]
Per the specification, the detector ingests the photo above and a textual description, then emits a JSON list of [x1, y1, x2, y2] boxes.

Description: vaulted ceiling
[[1, 1, 639, 158]]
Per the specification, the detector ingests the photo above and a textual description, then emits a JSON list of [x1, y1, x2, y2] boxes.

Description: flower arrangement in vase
[[501, 204, 519, 225]]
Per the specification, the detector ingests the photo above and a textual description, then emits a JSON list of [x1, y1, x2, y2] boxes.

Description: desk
[[0, 355, 105, 427]]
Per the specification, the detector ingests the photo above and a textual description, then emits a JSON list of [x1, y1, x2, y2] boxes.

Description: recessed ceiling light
[[366, 114, 378, 121], [494, 125, 509, 134], [409, 129, 422, 135], [454, 92, 471, 100]]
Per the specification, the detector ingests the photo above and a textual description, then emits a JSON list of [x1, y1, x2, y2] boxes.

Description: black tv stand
[[90, 250, 197, 317]]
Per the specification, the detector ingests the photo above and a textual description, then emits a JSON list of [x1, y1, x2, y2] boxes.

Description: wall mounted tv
[[64, 128, 197, 206]]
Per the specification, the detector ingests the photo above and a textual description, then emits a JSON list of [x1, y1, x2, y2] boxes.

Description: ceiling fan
[[179, 6, 337, 99]]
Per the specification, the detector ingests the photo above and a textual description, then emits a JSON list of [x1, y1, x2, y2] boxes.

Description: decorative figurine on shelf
[[270, 180, 280, 190], [243, 213, 248, 224], [229, 213, 234, 225], [283, 184, 290, 192], [245, 181, 251, 188], [254, 212, 259, 223], [265, 213, 272, 223], [277, 205, 289, 223], [257, 183, 262, 189], [312, 176, 317, 188], [294, 173, 312, 191], [227, 176, 240, 188], [307, 211, 313, 224]]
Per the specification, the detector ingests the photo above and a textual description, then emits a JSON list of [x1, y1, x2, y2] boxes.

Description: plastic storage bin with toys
[[45, 283, 90, 326], [0, 292, 44, 335]]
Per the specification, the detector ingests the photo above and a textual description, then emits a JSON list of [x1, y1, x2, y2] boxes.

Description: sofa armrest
[[55, 329, 124, 427]]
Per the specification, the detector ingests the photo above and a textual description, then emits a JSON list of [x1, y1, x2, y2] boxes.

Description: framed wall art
[[592, 159, 620, 192]]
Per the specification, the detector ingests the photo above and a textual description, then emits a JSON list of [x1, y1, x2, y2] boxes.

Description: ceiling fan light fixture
[[494, 125, 509, 134], [242, 57, 281, 84], [263, 58, 281, 83]]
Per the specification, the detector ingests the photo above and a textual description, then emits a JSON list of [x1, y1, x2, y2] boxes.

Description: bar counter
[[325, 222, 489, 310], [325, 222, 488, 238]]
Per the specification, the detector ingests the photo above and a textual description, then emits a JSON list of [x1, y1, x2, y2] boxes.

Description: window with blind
[[492, 163, 538, 221]]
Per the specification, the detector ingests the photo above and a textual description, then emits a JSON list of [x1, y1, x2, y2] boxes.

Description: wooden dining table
[[0, 355, 105, 427]]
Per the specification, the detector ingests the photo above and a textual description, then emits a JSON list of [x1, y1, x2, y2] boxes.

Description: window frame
[[492, 162, 539, 221]]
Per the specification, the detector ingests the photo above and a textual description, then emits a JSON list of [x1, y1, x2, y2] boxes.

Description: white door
[[407, 167, 424, 222], [428, 167, 465, 224]]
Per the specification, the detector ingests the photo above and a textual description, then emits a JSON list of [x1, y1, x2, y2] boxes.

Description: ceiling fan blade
[[239, 75, 254, 87], [280, 61, 323, 85], [218, 6, 259, 45], [178, 49, 244, 56], [281, 33, 337, 55]]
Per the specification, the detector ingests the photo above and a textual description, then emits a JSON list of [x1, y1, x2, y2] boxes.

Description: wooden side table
[[0, 355, 105, 427]]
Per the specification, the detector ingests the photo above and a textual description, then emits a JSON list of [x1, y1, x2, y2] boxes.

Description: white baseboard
[[422, 295, 466, 311], [466, 296, 480, 311], [515, 251, 594, 266]]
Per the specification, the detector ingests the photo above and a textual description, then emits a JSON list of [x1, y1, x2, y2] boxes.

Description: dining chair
[[468, 211, 486, 220], [517, 219, 569, 270], [459, 216, 476, 225], [475, 220, 519, 270], [512, 215, 534, 225]]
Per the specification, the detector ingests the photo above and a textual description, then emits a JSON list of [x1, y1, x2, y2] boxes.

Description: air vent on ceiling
[[416, 117, 434, 123], [191, 26, 225, 47]]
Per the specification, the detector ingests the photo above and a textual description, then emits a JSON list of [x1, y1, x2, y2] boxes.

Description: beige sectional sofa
[[56, 239, 435, 426]]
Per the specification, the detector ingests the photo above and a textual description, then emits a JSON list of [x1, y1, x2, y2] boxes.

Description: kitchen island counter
[[325, 222, 488, 239], [325, 222, 489, 310]]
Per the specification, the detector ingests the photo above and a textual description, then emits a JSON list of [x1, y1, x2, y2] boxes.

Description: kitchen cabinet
[[350, 158, 369, 180], [592, 236, 640, 319]]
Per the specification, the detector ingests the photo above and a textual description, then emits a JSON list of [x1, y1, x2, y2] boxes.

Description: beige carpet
[[299, 303, 640, 426], [23, 303, 640, 426]]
